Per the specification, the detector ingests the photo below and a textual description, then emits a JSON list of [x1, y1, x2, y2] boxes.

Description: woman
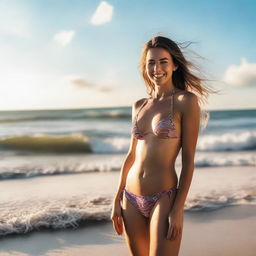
[[111, 36, 211, 256]]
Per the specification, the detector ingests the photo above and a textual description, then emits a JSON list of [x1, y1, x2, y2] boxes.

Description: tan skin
[[111, 47, 200, 256]]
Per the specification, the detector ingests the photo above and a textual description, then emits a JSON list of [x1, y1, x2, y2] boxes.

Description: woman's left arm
[[173, 92, 200, 212], [167, 92, 200, 240]]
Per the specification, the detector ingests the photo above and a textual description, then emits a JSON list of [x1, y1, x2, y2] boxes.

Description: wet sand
[[0, 205, 255, 256]]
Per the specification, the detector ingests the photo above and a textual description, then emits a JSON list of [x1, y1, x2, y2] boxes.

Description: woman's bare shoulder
[[179, 91, 200, 113], [181, 91, 200, 113], [133, 97, 148, 110], [178, 91, 198, 102]]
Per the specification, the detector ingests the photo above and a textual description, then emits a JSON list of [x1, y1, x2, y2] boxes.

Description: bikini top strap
[[135, 99, 148, 121], [168, 90, 176, 119], [171, 94, 174, 119]]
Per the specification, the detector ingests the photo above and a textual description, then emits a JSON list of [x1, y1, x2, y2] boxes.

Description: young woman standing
[[111, 36, 211, 256]]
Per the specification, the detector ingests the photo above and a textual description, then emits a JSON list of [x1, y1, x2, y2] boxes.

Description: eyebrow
[[148, 58, 169, 61]]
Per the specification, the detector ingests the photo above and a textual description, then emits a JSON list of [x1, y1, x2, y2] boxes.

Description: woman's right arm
[[113, 102, 138, 202], [111, 99, 145, 235]]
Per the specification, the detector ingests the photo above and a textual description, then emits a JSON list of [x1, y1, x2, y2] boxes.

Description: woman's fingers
[[177, 228, 182, 239], [112, 216, 120, 234], [111, 200, 124, 235], [167, 224, 173, 240], [112, 215, 123, 235], [170, 227, 182, 240], [171, 227, 177, 240], [167, 225, 180, 240], [117, 216, 123, 234], [116, 218, 122, 234]]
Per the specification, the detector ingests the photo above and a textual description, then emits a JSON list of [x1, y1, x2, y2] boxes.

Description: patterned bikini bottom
[[121, 186, 178, 218]]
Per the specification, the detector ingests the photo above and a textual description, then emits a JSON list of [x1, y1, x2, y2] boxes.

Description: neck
[[151, 87, 176, 100]]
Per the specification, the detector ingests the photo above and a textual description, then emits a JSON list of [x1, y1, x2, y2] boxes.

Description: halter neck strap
[[149, 88, 176, 99]]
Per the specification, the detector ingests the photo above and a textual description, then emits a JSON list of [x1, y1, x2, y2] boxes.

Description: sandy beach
[[0, 204, 255, 256], [0, 167, 256, 256]]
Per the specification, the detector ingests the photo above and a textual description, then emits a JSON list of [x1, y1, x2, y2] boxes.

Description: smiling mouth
[[153, 74, 165, 79]]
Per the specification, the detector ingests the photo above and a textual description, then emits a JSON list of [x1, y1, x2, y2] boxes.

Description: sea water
[[0, 107, 255, 236]]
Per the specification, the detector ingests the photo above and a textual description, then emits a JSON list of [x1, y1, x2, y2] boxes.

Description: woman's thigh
[[149, 191, 183, 256], [121, 195, 150, 256]]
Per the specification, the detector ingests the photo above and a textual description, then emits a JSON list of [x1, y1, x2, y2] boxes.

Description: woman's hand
[[166, 209, 184, 240], [111, 199, 123, 235]]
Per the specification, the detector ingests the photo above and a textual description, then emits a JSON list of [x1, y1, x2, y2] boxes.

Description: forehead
[[146, 47, 172, 60]]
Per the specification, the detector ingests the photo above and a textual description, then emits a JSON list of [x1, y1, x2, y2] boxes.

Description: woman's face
[[145, 47, 178, 87]]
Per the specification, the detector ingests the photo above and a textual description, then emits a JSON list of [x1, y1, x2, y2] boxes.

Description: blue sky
[[0, 0, 255, 111]]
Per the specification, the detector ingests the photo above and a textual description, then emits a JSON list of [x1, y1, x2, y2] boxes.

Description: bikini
[[131, 90, 181, 140], [121, 90, 180, 218], [121, 187, 178, 218]]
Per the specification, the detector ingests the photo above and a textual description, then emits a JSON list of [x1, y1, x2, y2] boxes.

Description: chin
[[155, 79, 167, 85]]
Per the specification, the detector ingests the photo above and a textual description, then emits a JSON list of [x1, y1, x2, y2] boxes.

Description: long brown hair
[[139, 36, 218, 129]]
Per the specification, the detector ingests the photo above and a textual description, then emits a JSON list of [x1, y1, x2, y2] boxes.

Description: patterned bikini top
[[132, 91, 181, 140]]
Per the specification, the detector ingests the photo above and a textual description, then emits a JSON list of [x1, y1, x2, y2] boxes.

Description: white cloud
[[66, 75, 95, 88], [90, 1, 113, 25], [223, 58, 256, 87], [54, 30, 75, 46], [65, 74, 115, 92]]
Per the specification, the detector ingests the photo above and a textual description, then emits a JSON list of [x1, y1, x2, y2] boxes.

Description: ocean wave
[[91, 137, 130, 154], [0, 152, 255, 181], [195, 153, 256, 167], [93, 131, 256, 153], [0, 130, 256, 156], [0, 134, 131, 155], [0, 196, 112, 237], [197, 131, 256, 151], [0, 109, 131, 123], [82, 110, 130, 119], [0, 165, 120, 180], [1, 189, 255, 237], [186, 187, 256, 211], [0, 133, 92, 154]]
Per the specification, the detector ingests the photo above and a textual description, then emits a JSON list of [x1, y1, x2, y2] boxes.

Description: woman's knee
[[149, 237, 182, 256]]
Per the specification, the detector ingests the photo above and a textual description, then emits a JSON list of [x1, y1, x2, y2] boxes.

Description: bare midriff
[[126, 136, 181, 195]]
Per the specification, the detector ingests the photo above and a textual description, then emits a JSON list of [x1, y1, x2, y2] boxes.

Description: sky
[[0, 0, 256, 111]]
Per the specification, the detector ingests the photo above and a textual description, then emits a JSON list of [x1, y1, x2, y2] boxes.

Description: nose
[[153, 63, 161, 73]]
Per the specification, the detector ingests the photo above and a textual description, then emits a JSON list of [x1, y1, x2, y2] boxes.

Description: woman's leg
[[121, 195, 150, 256], [149, 190, 183, 256]]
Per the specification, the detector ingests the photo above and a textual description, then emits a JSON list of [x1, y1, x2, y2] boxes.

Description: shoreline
[[0, 205, 255, 256]]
